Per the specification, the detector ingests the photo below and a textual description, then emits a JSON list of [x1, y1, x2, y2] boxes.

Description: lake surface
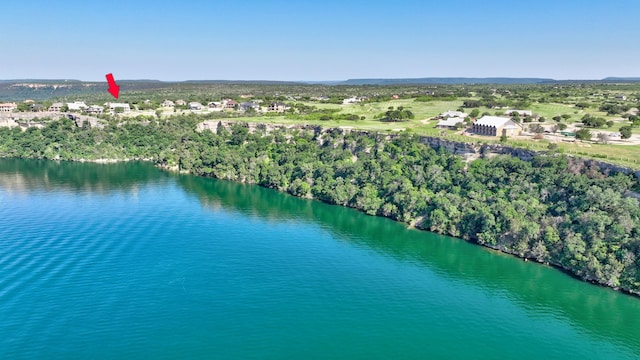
[[1, 159, 640, 359]]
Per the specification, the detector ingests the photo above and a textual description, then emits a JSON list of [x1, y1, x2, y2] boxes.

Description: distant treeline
[[1, 117, 640, 294]]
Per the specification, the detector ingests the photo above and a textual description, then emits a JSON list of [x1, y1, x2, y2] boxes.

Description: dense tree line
[[2, 118, 640, 294]]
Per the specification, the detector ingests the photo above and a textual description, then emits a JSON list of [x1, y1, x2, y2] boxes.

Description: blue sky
[[3, 0, 639, 81]]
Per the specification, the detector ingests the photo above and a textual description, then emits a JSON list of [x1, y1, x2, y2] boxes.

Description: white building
[[439, 110, 468, 118], [472, 116, 521, 137], [188, 102, 204, 111], [161, 100, 175, 107], [343, 96, 364, 104], [85, 105, 104, 115], [0, 103, 17, 112], [436, 117, 465, 129], [67, 101, 87, 111], [49, 102, 64, 112], [106, 103, 131, 114]]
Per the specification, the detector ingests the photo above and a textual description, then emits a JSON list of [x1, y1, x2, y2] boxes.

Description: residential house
[[106, 102, 131, 114], [85, 105, 104, 115], [268, 102, 290, 112], [175, 99, 187, 106], [223, 99, 238, 109], [207, 101, 222, 109], [29, 104, 45, 112], [438, 110, 468, 119], [615, 95, 627, 101], [436, 117, 465, 129], [188, 102, 204, 111], [0, 103, 17, 112], [504, 109, 533, 117], [49, 102, 64, 112], [343, 96, 365, 104], [161, 100, 175, 107], [472, 116, 521, 137], [239, 102, 260, 112], [67, 101, 87, 112]]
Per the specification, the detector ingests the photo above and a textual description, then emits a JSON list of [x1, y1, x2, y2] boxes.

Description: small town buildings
[[436, 117, 465, 129], [161, 100, 175, 107], [67, 101, 87, 111], [472, 116, 521, 137], [207, 101, 222, 109], [439, 110, 468, 119], [268, 102, 290, 112], [175, 99, 187, 106], [504, 109, 533, 117], [0, 103, 18, 112], [49, 102, 64, 112], [615, 95, 627, 101], [188, 102, 204, 111], [106, 102, 131, 113]]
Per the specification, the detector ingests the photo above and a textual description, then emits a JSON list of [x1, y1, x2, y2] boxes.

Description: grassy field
[[295, 99, 464, 120]]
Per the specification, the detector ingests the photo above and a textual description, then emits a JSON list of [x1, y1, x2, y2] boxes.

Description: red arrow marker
[[106, 73, 120, 99]]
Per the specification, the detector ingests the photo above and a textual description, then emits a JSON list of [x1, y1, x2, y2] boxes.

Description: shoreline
[[2, 121, 639, 298]]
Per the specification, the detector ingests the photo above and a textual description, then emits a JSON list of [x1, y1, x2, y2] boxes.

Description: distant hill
[[337, 77, 556, 85], [1, 77, 639, 101], [0, 80, 172, 101], [183, 80, 305, 85], [602, 77, 640, 82]]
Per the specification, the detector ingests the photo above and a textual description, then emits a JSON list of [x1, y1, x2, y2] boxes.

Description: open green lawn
[[295, 99, 463, 120]]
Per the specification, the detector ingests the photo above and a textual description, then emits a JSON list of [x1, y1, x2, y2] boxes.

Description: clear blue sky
[[3, 0, 639, 81]]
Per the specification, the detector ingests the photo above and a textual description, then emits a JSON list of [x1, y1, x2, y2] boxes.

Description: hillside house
[[472, 116, 521, 137], [223, 99, 238, 109], [85, 105, 104, 115], [188, 102, 204, 111], [268, 102, 290, 112], [49, 103, 64, 112], [343, 96, 365, 104], [436, 117, 465, 129], [239, 102, 260, 112], [175, 100, 187, 106], [29, 104, 45, 112], [161, 100, 175, 107], [67, 101, 87, 111], [106, 103, 131, 114], [615, 95, 627, 101], [0, 103, 17, 112]]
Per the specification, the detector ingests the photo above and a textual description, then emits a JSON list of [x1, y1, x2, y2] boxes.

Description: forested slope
[[1, 117, 640, 293]]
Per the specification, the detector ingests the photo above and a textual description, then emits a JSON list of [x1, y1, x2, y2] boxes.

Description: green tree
[[619, 126, 632, 139], [575, 128, 592, 141]]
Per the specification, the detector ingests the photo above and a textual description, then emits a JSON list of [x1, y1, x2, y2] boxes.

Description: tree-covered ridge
[[1, 118, 640, 293]]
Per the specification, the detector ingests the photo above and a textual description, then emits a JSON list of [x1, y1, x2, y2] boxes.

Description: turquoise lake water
[[1, 159, 639, 359]]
